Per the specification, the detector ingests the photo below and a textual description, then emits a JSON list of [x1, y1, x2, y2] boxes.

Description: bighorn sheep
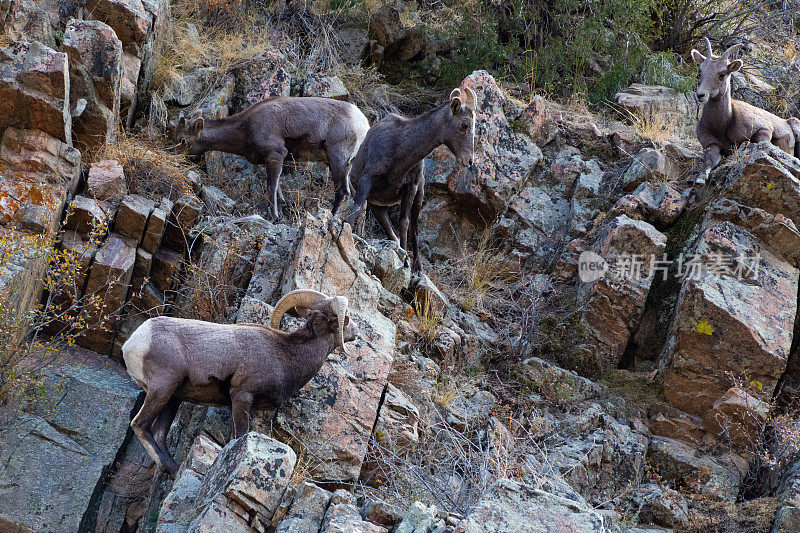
[[122, 289, 357, 474], [172, 97, 370, 220], [345, 87, 477, 272], [691, 37, 800, 184]]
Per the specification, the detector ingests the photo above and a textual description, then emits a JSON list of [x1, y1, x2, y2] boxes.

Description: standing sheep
[[691, 37, 800, 185], [345, 87, 477, 272], [122, 289, 357, 474]]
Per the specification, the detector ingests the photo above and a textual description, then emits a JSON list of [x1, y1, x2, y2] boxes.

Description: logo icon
[[578, 251, 607, 282]]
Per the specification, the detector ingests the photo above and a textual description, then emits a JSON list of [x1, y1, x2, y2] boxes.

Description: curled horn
[[270, 289, 350, 353], [722, 43, 742, 60], [704, 37, 713, 57], [332, 295, 348, 354], [270, 289, 329, 329], [463, 87, 477, 111]]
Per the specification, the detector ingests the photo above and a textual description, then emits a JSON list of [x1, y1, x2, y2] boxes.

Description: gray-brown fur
[[345, 87, 476, 272], [692, 37, 800, 184], [172, 97, 369, 220], [122, 291, 357, 474]]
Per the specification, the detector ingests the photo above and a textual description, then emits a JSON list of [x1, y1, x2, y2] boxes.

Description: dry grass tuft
[[458, 240, 519, 312], [0, 34, 11, 48], [413, 295, 443, 345], [92, 133, 196, 200], [611, 106, 678, 145]]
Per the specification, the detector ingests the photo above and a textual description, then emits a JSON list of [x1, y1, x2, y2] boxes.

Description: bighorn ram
[[172, 97, 370, 220], [345, 87, 477, 272], [122, 289, 357, 474], [691, 37, 800, 184]]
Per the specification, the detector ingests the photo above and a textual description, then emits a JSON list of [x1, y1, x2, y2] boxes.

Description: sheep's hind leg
[[131, 388, 181, 474], [151, 396, 181, 460], [326, 145, 352, 216]]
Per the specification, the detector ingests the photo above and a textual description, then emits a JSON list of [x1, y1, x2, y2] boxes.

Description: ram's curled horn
[[704, 37, 713, 57], [463, 87, 477, 111], [270, 289, 329, 329], [722, 43, 742, 60], [332, 295, 349, 353]]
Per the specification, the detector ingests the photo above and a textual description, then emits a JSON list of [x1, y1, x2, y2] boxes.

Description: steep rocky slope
[[1, 1, 800, 533]]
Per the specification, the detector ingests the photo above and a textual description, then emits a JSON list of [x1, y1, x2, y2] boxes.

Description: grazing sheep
[[171, 97, 369, 220], [691, 37, 800, 185], [345, 87, 477, 272], [122, 289, 357, 474]]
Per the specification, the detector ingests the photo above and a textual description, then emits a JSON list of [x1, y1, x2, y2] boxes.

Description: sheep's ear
[[690, 49, 706, 64], [727, 59, 743, 73], [190, 117, 204, 135], [450, 88, 462, 114]]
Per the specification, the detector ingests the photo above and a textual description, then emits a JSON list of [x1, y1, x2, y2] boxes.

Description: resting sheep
[[345, 87, 477, 272], [691, 37, 800, 185], [122, 289, 357, 474], [172, 96, 369, 220]]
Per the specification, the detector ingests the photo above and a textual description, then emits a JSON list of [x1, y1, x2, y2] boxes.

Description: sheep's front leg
[[230, 391, 254, 439], [408, 178, 425, 273], [773, 132, 795, 155], [697, 144, 722, 186], [262, 147, 288, 221]]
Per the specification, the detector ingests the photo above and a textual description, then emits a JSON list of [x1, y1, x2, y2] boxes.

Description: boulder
[[130, 247, 152, 294], [369, 5, 425, 63], [303, 73, 349, 101], [395, 502, 441, 533], [189, 433, 297, 531], [635, 483, 690, 530], [157, 434, 223, 530], [549, 415, 649, 506], [268, 211, 396, 484], [2, 0, 58, 48], [363, 239, 411, 294], [162, 194, 202, 252], [577, 215, 667, 370], [622, 147, 681, 191], [150, 246, 183, 292], [88, 160, 128, 204], [569, 157, 604, 233], [274, 482, 333, 533], [0, 40, 70, 143], [320, 490, 388, 533], [702, 386, 770, 450], [201, 185, 236, 215], [515, 95, 558, 146], [141, 197, 172, 254], [724, 142, 800, 228], [119, 52, 141, 128], [63, 19, 123, 151], [0, 349, 140, 532], [162, 66, 213, 107], [613, 84, 698, 139], [0, 127, 80, 194], [84, 0, 153, 51], [647, 436, 744, 500], [78, 233, 137, 353], [660, 204, 797, 417], [63, 195, 112, 236], [113, 194, 154, 241], [232, 50, 290, 111], [453, 479, 605, 532], [361, 383, 420, 484], [446, 71, 543, 220], [612, 181, 686, 228]]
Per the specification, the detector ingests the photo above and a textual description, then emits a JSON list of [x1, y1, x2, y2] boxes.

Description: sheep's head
[[270, 289, 357, 353], [170, 109, 205, 155], [691, 37, 743, 104], [444, 87, 477, 168]]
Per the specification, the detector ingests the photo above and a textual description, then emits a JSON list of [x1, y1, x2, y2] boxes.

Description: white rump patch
[[122, 319, 151, 389]]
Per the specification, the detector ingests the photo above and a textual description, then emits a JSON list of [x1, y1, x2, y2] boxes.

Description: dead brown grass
[[458, 239, 519, 312], [611, 106, 678, 145], [91, 133, 196, 200]]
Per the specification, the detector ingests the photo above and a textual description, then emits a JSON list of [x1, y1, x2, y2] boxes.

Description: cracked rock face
[[0, 349, 140, 532]]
